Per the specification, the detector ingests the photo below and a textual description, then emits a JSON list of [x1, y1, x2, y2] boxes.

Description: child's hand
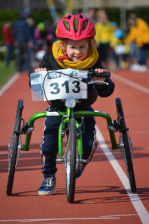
[[35, 68, 47, 72], [92, 68, 106, 84]]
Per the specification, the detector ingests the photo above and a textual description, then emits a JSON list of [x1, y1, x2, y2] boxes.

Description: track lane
[[0, 71, 149, 223], [93, 69, 149, 218]]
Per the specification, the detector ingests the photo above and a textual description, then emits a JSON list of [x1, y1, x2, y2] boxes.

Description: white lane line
[[0, 72, 20, 97], [101, 214, 137, 218], [96, 126, 149, 224], [111, 72, 149, 94], [0, 214, 138, 222]]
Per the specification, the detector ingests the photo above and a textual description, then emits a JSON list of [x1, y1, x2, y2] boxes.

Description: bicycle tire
[[6, 99, 23, 196], [66, 118, 76, 203], [116, 98, 136, 193]]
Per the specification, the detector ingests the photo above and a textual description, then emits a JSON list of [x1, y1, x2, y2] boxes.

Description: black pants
[[97, 42, 110, 62], [40, 106, 97, 177], [15, 42, 28, 72]]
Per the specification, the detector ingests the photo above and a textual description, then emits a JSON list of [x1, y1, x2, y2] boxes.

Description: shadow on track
[[9, 186, 149, 205]]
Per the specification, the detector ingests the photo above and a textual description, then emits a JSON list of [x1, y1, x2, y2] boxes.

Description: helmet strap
[[57, 39, 72, 61], [62, 40, 67, 55], [88, 38, 91, 49]]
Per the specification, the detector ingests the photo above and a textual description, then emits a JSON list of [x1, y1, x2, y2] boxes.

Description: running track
[[0, 69, 149, 224]]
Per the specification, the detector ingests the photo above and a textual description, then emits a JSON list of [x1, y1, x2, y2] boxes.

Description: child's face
[[65, 39, 89, 62]]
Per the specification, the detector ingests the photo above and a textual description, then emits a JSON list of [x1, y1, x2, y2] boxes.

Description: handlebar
[[30, 68, 111, 92], [88, 69, 111, 79], [30, 68, 111, 101]]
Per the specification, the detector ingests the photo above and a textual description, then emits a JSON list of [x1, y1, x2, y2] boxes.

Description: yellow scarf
[[52, 41, 99, 70]]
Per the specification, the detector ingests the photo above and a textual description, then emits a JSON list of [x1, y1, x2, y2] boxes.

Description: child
[[94, 12, 114, 69], [35, 14, 115, 196]]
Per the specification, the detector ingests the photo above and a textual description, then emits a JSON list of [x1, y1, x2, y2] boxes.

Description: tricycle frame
[[22, 109, 119, 156], [7, 98, 136, 200]]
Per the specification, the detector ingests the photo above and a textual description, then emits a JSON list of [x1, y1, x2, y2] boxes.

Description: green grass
[[0, 60, 16, 89]]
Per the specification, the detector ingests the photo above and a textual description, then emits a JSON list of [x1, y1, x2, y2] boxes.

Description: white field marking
[[0, 72, 20, 97], [96, 126, 149, 224], [111, 72, 149, 94], [0, 214, 138, 222]]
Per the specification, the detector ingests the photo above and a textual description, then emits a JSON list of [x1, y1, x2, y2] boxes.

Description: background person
[[125, 13, 149, 72], [95, 12, 114, 69], [110, 22, 129, 69], [26, 17, 36, 73], [124, 13, 138, 66], [34, 22, 54, 53], [87, 8, 97, 25], [1, 20, 13, 66], [13, 9, 33, 72], [33, 22, 54, 67]]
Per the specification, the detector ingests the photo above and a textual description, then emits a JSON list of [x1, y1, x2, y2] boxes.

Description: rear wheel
[[6, 99, 23, 196], [116, 98, 136, 193], [66, 118, 76, 203]]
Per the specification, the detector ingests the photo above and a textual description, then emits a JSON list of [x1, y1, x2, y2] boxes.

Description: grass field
[[0, 60, 16, 89]]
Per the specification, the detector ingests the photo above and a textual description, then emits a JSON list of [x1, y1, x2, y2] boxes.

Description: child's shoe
[[38, 177, 56, 195]]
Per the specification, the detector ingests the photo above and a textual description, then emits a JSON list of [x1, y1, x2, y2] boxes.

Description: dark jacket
[[13, 16, 31, 42], [39, 51, 115, 111]]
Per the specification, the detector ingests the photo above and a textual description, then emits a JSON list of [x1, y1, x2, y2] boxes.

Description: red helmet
[[56, 14, 96, 40]]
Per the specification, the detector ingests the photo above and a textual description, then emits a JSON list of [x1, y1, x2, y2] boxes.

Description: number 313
[[50, 80, 80, 94]]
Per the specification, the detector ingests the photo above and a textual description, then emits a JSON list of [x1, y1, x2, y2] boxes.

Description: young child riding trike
[[7, 14, 136, 203]]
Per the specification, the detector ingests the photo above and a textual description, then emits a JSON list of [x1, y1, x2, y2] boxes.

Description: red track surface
[[0, 69, 149, 224]]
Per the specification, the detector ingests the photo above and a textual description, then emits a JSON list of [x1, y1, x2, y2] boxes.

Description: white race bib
[[43, 76, 87, 101]]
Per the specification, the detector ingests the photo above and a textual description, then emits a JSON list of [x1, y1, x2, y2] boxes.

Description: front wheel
[[66, 118, 76, 203], [6, 99, 23, 196], [116, 98, 136, 193]]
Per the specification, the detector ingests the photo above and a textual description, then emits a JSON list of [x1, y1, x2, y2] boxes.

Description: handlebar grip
[[92, 70, 111, 78]]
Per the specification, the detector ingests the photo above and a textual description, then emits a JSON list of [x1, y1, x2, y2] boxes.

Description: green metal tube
[[75, 121, 83, 160], [73, 111, 119, 150], [22, 112, 47, 151], [58, 116, 83, 161], [22, 111, 64, 151], [58, 123, 63, 160], [22, 110, 118, 153], [29, 112, 47, 126], [58, 116, 69, 160]]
